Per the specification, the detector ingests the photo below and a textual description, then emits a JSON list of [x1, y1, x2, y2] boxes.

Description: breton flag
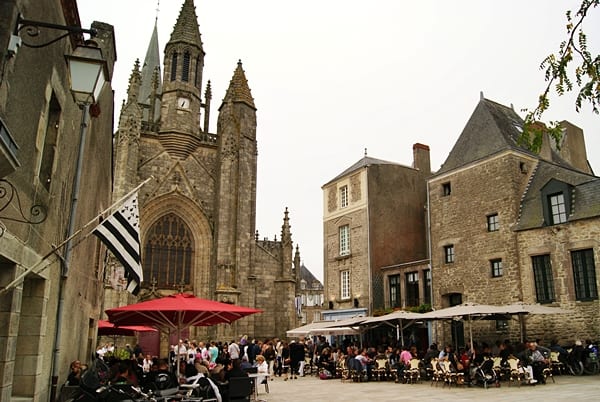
[[93, 193, 142, 295]]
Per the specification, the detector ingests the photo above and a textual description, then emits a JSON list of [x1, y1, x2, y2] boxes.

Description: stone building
[[0, 1, 116, 400], [428, 97, 600, 346], [295, 254, 325, 325], [321, 145, 431, 321], [107, 0, 298, 353]]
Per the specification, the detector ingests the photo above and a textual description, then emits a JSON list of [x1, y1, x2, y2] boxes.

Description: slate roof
[[139, 22, 162, 106], [515, 160, 600, 230], [299, 264, 323, 289], [323, 155, 404, 187], [436, 98, 571, 175], [437, 97, 600, 230]]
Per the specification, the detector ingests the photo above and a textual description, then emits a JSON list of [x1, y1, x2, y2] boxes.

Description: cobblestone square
[[258, 374, 600, 402]]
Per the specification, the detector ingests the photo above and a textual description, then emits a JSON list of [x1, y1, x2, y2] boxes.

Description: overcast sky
[[79, 0, 599, 282]]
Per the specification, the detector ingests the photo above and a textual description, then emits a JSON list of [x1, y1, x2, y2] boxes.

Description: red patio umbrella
[[105, 293, 262, 376], [105, 293, 262, 330], [97, 319, 157, 336]]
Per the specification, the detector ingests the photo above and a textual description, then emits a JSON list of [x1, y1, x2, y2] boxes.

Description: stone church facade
[[104, 0, 298, 351]]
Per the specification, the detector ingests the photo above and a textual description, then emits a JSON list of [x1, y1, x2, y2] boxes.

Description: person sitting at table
[[66, 360, 83, 386], [150, 359, 178, 392], [255, 355, 269, 384], [354, 348, 373, 380], [318, 347, 334, 374], [224, 359, 248, 381]]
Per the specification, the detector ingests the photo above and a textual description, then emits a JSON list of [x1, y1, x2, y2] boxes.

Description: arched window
[[143, 213, 193, 288], [170, 52, 178, 81], [182, 51, 190, 82]]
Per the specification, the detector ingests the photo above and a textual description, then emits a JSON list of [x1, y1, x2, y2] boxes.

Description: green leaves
[[522, 0, 599, 152]]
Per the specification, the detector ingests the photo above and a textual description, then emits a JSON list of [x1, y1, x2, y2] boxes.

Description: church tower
[[160, 0, 205, 136], [104, 0, 297, 351], [213, 61, 258, 303]]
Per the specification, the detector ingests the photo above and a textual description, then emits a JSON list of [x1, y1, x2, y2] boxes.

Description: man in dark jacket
[[289, 340, 305, 379]]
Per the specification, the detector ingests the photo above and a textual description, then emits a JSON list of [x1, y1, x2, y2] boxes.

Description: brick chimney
[[413, 143, 431, 174]]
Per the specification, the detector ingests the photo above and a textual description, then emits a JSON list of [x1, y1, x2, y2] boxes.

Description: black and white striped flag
[[93, 193, 142, 295]]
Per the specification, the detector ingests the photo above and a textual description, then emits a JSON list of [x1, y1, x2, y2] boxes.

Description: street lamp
[[65, 43, 108, 106]]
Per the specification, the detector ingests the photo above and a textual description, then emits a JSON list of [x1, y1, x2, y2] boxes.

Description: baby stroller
[[473, 358, 497, 389]]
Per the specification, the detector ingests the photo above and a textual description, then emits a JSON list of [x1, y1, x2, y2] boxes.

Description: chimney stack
[[413, 143, 431, 174]]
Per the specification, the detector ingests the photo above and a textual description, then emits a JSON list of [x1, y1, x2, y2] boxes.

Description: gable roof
[[437, 99, 528, 174], [299, 264, 323, 289], [323, 155, 402, 187], [514, 160, 600, 230], [436, 98, 576, 176]]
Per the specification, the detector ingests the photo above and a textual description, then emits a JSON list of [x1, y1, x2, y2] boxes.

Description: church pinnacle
[[222, 60, 255, 109]]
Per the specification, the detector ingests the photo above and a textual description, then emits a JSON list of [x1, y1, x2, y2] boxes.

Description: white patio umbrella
[[420, 303, 507, 348], [361, 310, 424, 346], [497, 302, 572, 342]]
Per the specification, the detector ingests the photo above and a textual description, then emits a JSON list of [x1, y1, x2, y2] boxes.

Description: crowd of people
[[65, 335, 597, 401]]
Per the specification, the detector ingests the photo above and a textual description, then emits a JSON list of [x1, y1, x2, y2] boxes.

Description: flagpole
[[0, 176, 153, 294]]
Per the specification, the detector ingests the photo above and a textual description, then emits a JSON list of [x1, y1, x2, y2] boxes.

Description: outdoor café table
[[247, 372, 270, 401]]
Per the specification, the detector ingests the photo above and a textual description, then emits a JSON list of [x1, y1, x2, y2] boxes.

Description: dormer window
[[549, 193, 567, 224], [541, 179, 572, 226]]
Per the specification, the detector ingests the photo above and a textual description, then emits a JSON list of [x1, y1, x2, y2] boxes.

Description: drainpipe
[[426, 180, 436, 344], [50, 103, 90, 402]]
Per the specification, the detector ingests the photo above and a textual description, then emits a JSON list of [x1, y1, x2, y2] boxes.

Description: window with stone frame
[[487, 213, 499, 232], [389, 274, 401, 308], [38, 93, 61, 191], [339, 224, 350, 256], [491, 259, 503, 278], [423, 269, 432, 305], [444, 244, 455, 264], [143, 213, 194, 288], [340, 185, 349, 208], [341, 270, 350, 299], [531, 254, 555, 304], [442, 182, 451, 196], [496, 320, 509, 331], [549, 193, 567, 224], [405, 271, 419, 307], [571, 248, 598, 301]]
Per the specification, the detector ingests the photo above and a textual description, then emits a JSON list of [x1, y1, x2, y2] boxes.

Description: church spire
[[168, 0, 203, 49], [139, 21, 162, 106], [221, 60, 255, 110]]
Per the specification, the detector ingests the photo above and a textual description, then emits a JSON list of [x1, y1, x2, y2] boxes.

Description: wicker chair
[[403, 358, 421, 384]]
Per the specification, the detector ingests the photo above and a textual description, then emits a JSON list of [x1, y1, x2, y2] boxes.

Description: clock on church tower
[[177, 96, 190, 109]]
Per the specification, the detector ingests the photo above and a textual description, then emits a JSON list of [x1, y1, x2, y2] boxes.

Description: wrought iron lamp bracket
[[15, 14, 97, 48], [0, 179, 47, 226]]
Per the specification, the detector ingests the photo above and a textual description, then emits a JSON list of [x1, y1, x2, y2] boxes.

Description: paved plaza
[[255, 374, 600, 402]]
